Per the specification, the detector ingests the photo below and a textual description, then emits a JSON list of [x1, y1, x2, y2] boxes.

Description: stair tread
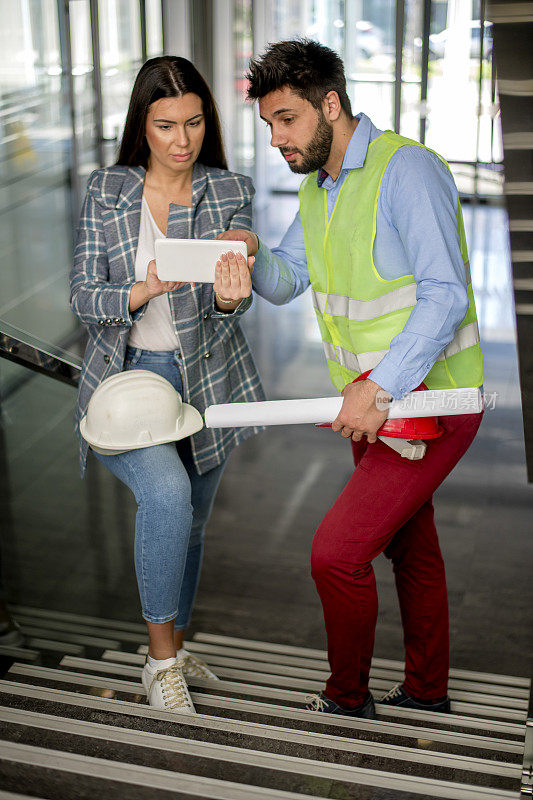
[[0, 704, 521, 798], [0, 618, 528, 800], [101, 649, 530, 718], [193, 634, 531, 689], [0, 680, 521, 782], [58, 655, 527, 738], [7, 609, 529, 688], [4, 663, 524, 760]]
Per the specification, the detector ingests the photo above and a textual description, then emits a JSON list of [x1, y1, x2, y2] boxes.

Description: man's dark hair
[[246, 39, 352, 117]]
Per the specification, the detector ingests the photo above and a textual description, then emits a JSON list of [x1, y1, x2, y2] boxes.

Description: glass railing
[[0, 320, 82, 393]]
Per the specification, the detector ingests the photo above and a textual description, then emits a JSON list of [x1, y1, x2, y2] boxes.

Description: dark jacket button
[[103, 355, 110, 363]]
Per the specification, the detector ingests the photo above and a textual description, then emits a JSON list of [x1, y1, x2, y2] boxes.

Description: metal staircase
[[0, 607, 529, 799]]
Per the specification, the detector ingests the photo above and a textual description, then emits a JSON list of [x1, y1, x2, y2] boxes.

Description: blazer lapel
[[166, 162, 208, 240], [112, 167, 144, 282]]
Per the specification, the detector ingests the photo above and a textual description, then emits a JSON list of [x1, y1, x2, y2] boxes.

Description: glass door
[[0, 0, 164, 395], [424, 0, 502, 196], [68, 0, 99, 205], [259, 0, 346, 194], [0, 0, 78, 381], [98, 0, 144, 165], [250, 0, 501, 201], [344, 0, 396, 132]]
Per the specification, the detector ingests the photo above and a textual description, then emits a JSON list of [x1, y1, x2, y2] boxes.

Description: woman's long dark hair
[[117, 56, 227, 170]]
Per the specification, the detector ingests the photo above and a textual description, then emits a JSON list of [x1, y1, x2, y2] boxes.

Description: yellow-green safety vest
[[298, 130, 484, 393]]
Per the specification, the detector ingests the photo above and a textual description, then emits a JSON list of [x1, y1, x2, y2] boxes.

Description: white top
[[127, 196, 181, 352]]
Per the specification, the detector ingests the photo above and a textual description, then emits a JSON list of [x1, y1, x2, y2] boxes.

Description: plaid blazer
[[70, 162, 265, 477]]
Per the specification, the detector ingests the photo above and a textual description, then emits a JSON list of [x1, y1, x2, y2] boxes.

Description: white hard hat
[[80, 370, 204, 455]]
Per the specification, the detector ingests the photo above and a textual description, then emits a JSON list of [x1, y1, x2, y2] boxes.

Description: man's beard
[[281, 111, 333, 174]]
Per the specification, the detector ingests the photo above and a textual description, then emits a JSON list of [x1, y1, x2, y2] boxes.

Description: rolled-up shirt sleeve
[[252, 210, 310, 305], [369, 146, 470, 399]]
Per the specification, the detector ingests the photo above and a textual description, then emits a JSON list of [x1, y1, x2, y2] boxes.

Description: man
[[219, 39, 484, 719]]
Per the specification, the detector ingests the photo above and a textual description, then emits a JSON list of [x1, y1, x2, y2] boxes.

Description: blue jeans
[[93, 347, 226, 627]]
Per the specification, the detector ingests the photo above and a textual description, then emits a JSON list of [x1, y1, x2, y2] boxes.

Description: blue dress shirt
[[252, 113, 470, 400]]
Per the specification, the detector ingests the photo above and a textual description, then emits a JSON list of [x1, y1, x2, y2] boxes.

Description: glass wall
[[245, 0, 502, 200], [0, 0, 75, 393], [0, 0, 164, 369], [0, 0, 165, 621]]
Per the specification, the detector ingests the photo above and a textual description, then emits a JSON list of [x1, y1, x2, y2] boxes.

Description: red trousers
[[310, 411, 483, 709]]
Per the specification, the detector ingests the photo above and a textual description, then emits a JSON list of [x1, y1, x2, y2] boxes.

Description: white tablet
[[155, 238, 248, 283]]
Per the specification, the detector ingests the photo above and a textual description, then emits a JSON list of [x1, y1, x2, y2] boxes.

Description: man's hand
[[216, 229, 259, 257], [332, 379, 391, 443]]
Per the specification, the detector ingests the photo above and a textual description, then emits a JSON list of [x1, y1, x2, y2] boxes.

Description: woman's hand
[[213, 250, 254, 312], [129, 260, 184, 312], [145, 259, 184, 298]]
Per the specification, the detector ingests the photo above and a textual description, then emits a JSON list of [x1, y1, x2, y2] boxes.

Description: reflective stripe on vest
[[312, 261, 471, 321], [312, 283, 417, 320], [439, 320, 480, 360], [322, 320, 481, 375]]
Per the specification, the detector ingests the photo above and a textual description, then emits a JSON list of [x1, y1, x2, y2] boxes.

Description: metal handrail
[[0, 321, 82, 393]]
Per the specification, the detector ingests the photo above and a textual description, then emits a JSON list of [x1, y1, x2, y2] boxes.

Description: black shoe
[[380, 684, 451, 713], [305, 691, 376, 719]]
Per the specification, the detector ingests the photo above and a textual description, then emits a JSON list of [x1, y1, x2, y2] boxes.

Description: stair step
[[9, 605, 148, 636], [178, 642, 530, 700], [10, 610, 528, 690], [0, 739, 335, 800], [193, 634, 531, 690], [0, 687, 521, 797], [0, 615, 528, 799], [25, 638, 85, 656], [6, 663, 524, 763], [14, 615, 148, 646], [102, 649, 529, 722], [0, 647, 40, 664], [19, 626, 121, 651], [59, 656, 526, 739], [138, 643, 530, 701]]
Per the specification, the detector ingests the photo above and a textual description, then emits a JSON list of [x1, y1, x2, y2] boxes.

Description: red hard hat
[[355, 370, 444, 440]]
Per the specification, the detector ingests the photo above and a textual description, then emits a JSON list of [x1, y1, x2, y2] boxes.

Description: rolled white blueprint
[[204, 388, 483, 428]]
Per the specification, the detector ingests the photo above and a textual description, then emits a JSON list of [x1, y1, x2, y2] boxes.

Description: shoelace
[[178, 652, 216, 679], [149, 665, 192, 709], [382, 684, 403, 701], [305, 693, 328, 712]]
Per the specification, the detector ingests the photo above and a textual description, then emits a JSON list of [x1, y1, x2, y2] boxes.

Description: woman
[[70, 56, 264, 714]]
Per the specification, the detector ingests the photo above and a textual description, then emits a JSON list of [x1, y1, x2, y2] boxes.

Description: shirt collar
[[317, 112, 379, 187]]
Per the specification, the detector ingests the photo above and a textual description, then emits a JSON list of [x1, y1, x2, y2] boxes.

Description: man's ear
[[322, 90, 342, 122]]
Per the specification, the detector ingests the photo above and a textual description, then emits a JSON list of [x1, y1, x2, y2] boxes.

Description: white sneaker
[[176, 649, 220, 681], [142, 660, 196, 714]]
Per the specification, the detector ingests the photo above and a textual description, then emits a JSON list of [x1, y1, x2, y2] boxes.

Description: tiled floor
[[1, 199, 531, 681]]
